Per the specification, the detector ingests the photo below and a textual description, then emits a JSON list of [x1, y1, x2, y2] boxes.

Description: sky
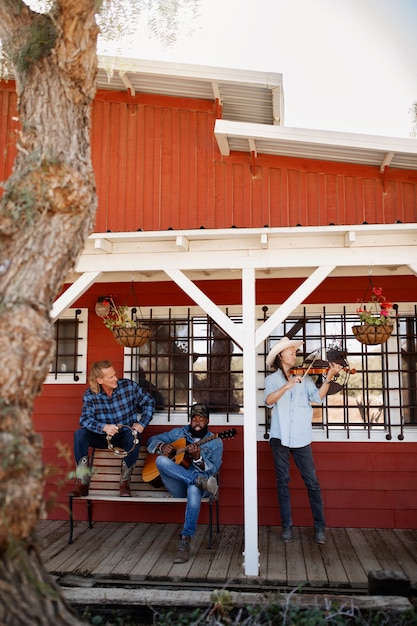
[[97, 0, 417, 140]]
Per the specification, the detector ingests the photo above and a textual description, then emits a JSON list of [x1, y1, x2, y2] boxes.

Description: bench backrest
[[89, 446, 167, 495]]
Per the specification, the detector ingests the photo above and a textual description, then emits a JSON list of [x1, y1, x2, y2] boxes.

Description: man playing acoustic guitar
[[146, 403, 223, 563]]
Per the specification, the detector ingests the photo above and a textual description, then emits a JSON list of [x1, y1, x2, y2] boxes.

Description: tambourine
[[106, 424, 140, 457]]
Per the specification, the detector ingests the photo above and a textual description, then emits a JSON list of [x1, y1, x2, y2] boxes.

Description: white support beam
[[408, 263, 417, 276], [50, 271, 102, 321], [95, 238, 113, 253], [255, 265, 336, 347], [380, 151, 394, 172], [119, 71, 135, 96], [164, 269, 244, 348], [344, 231, 356, 246], [242, 267, 259, 576], [176, 236, 189, 251]]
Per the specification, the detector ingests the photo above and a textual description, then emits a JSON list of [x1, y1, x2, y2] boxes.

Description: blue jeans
[[270, 437, 325, 529], [74, 427, 140, 469], [156, 455, 206, 538]]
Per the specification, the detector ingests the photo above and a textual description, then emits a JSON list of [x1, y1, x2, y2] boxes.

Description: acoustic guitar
[[142, 428, 237, 484]]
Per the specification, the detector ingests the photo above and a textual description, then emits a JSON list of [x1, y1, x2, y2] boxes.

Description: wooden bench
[[68, 446, 219, 548]]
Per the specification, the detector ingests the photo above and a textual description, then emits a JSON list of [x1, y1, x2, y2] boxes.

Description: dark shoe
[[173, 535, 191, 563], [119, 480, 131, 497], [71, 481, 89, 497], [281, 527, 293, 543], [315, 528, 327, 544], [195, 475, 218, 497]]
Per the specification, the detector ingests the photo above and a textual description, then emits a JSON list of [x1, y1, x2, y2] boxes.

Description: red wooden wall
[[1, 81, 417, 229]]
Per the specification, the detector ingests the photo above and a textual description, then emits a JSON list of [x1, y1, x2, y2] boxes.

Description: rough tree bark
[[0, 1, 98, 623]]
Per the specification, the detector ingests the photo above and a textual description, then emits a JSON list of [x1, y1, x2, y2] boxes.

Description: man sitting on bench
[[72, 360, 155, 497], [147, 403, 222, 563]]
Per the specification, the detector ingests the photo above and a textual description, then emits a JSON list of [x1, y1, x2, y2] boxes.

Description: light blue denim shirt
[[264, 370, 323, 448]]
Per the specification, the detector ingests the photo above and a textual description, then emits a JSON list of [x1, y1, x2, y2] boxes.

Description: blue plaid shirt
[[80, 378, 155, 434]]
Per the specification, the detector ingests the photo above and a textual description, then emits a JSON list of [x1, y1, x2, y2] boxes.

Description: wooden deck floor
[[36, 520, 417, 593]]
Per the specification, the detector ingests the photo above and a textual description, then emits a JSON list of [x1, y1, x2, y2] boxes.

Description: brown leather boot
[[72, 480, 89, 497], [119, 461, 134, 497]]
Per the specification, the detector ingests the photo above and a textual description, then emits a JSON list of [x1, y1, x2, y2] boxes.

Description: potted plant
[[352, 286, 395, 345], [100, 297, 153, 347]]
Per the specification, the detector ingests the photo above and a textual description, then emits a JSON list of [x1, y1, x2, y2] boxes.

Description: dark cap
[[190, 403, 209, 420]]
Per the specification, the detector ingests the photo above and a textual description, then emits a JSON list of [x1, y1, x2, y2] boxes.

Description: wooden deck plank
[[185, 526, 216, 581], [285, 527, 307, 586], [89, 522, 139, 577], [225, 525, 245, 583], [35, 519, 67, 544], [42, 522, 111, 574], [317, 530, 349, 588], [300, 527, 328, 588], [361, 529, 403, 572], [36, 520, 82, 563], [257, 525, 269, 585], [265, 526, 287, 585], [129, 523, 180, 580], [381, 529, 417, 582], [206, 524, 239, 583], [109, 523, 166, 578], [71, 523, 126, 577], [346, 528, 382, 576], [331, 528, 367, 588]]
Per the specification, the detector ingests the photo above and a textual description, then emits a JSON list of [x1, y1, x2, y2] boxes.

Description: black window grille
[[260, 306, 417, 441], [124, 309, 243, 420], [49, 309, 83, 381]]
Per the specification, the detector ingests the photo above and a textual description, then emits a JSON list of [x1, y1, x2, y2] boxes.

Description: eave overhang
[[215, 120, 417, 170]]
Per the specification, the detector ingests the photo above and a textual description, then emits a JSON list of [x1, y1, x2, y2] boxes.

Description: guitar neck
[[174, 433, 217, 456]]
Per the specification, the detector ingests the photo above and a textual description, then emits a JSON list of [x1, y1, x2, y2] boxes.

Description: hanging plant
[[352, 285, 395, 345], [100, 298, 153, 348]]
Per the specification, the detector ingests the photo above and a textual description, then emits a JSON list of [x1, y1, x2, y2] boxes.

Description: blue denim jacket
[[147, 425, 223, 476]]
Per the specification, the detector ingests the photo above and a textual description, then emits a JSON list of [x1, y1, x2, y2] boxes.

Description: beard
[[189, 424, 208, 439]]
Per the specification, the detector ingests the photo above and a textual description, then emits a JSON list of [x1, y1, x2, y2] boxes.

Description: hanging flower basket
[[352, 323, 393, 345], [112, 324, 154, 348]]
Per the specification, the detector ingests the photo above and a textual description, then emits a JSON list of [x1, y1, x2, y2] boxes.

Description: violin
[[290, 365, 356, 376]]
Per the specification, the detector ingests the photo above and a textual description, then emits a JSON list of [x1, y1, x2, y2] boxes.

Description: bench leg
[[68, 496, 74, 544], [208, 500, 213, 549], [87, 499, 93, 529]]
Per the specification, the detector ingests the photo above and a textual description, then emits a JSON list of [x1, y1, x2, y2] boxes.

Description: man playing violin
[[264, 337, 343, 545]]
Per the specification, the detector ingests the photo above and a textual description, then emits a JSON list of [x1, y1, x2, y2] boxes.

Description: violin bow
[[300, 349, 321, 380]]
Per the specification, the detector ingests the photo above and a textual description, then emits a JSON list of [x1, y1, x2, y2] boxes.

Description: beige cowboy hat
[[266, 337, 303, 366]]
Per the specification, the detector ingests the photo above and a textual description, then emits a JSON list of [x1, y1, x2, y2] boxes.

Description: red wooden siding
[[1, 82, 416, 228], [258, 441, 417, 528]]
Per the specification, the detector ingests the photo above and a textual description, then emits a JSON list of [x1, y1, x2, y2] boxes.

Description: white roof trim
[[215, 119, 417, 169]]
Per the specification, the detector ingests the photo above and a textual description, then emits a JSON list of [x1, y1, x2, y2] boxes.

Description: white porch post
[[242, 267, 259, 576]]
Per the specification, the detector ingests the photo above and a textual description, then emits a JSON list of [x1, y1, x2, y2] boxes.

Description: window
[[123, 309, 243, 419], [46, 308, 88, 384], [260, 305, 417, 441]]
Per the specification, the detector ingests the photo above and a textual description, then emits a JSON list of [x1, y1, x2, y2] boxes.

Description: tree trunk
[[0, 1, 99, 622], [0, 540, 85, 625]]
